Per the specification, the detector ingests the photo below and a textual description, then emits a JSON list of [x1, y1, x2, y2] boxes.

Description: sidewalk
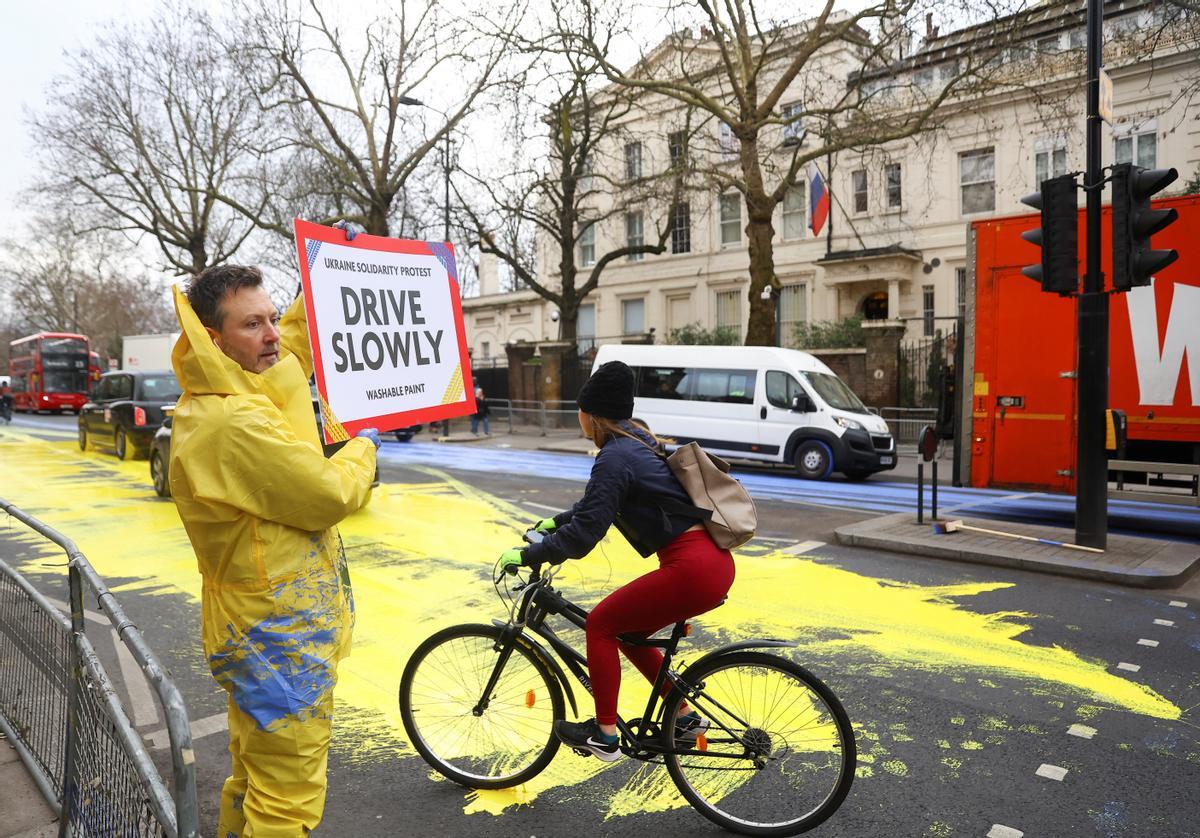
[[835, 512, 1200, 588], [0, 735, 57, 838]]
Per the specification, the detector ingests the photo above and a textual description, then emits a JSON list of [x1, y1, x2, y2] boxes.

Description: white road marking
[[1168, 600, 1188, 608], [987, 826, 1024, 838], [520, 501, 562, 514], [1153, 619, 1175, 627], [781, 540, 826, 555], [1117, 662, 1141, 672], [1067, 724, 1097, 740], [1137, 639, 1159, 647], [146, 711, 229, 750], [1036, 764, 1068, 781], [112, 629, 160, 728]]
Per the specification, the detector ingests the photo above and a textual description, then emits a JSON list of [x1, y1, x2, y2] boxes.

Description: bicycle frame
[[480, 566, 793, 762]]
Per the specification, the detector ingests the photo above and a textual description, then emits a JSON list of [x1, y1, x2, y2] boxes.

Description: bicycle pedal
[[571, 747, 593, 758]]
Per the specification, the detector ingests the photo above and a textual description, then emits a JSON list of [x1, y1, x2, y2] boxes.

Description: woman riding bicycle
[[500, 360, 735, 761]]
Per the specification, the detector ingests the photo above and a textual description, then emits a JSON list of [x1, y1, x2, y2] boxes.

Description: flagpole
[[825, 150, 833, 256]]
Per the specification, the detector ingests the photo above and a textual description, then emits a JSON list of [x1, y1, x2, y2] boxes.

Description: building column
[[505, 342, 536, 406], [887, 278, 901, 320]]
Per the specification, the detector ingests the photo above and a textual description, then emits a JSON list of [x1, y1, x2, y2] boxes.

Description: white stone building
[[462, 0, 1199, 362]]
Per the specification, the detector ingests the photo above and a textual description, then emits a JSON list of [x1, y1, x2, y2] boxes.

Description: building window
[[716, 289, 742, 342], [670, 202, 691, 254], [622, 298, 645, 335], [959, 148, 995, 214], [577, 303, 596, 353], [956, 267, 967, 319], [923, 284, 935, 337], [852, 169, 868, 214], [1115, 131, 1157, 168], [719, 193, 741, 246], [781, 102, 803, 145], [885, 163, 902, 209], [1037, 34, 1061, 53], [668, 130, 687, 168], [624, 141, 642, 180], [719, 122, 738, 160], [782, 183, 807, 239], [579, 154, 594, 192], [778, 283, 807, 347], [579, 223, 595, 267], [625, 211, 644, 261], [480, 341, 490, 359], [1035, 147, 1068, 186]]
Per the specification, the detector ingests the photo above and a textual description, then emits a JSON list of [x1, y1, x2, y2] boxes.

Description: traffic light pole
[[1076, 0, 1107, 549]]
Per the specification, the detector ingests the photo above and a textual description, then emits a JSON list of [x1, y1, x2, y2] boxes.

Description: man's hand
[[333, 220, 361, 241], [499, 547, 525, 575], [356, 428, 381, 449], [534, 517, 557, 533]]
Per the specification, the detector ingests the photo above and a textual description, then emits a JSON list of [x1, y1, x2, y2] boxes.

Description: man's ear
[[204, 326, 221, 349]]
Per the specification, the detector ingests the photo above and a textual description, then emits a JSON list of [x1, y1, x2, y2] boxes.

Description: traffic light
[[1111, 163, 1179, 291], [1019, 174, 1079, 295]]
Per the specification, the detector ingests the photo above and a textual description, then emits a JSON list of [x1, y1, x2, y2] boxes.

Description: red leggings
[[586, 528, 736, 726]]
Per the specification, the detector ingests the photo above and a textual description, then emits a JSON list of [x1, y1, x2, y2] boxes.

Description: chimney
[[478, 251, 500, 297]]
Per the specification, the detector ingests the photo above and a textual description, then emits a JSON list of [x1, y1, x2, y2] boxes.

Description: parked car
[[80, 370, 181, 460], [151, 384, 379, 498], [394, 425, 422, 442]]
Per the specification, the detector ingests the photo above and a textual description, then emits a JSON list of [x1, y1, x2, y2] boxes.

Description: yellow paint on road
[[0, 427, 1183, 822]]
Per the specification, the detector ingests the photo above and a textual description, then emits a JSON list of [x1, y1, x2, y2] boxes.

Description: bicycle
[[398, 531, 856, 836]]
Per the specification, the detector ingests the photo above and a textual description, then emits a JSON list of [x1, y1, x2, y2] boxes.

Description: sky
[[0, 0, 161, 233]]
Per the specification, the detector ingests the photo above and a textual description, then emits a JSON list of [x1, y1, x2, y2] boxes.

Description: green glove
[[534, 517, 557, 533], [499, 547, 525, 575]]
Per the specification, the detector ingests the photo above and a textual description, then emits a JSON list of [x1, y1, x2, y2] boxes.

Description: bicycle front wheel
[[399, 623, 564, 789], [664, 651, 856, 837]]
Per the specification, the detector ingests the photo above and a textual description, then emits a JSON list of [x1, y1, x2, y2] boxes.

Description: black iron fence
[[0, 499, 198, 837], [897, 320, 961, 438]]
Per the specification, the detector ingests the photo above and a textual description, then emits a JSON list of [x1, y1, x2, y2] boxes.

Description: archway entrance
[[861, 291, 889, 320]]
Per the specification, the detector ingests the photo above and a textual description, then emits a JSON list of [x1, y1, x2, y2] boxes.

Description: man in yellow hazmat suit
[[169, 264, 378, 837]]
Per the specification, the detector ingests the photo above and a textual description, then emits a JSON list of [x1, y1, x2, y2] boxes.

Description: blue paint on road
[[379, 441, 1199, 540]]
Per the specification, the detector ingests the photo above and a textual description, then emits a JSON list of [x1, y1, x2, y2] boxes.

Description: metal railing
[[0, 498, 198, 838], [877, 406, 938, 446]]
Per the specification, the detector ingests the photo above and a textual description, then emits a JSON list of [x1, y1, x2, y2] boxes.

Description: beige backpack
[[652, 442, 758, 549]]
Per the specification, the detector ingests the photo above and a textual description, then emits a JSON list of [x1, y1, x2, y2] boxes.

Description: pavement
[[0, 734, 57, 838]]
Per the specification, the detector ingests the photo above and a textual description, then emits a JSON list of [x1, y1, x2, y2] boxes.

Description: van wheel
[[794, 440, 833, 480]]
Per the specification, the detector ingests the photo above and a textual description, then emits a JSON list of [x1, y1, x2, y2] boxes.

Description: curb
[[835, 512, 1200, 588]]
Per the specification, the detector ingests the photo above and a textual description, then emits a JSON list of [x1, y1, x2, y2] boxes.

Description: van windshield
[[801, 372, 867, 414]]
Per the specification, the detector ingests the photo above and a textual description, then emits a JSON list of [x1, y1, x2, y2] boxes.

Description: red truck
[[961, 193, 1199, 494]]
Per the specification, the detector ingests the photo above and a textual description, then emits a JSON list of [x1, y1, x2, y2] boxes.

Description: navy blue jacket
[[522, 423, 702, 564]]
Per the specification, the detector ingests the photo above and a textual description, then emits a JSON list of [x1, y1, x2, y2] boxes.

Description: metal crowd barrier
[[0, 498, 198, 838], [489, 399, 581, 437], [877, 407, 938, 446]]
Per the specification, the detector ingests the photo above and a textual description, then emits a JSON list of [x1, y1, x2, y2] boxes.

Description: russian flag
[[809, 164, 830, 237]]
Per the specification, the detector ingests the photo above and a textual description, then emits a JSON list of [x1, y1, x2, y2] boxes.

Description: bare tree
[[459, 1, 692, 345], [29, 6, 265, 276], [223, 0, 520, 238], [0, 217, 174, 361], [563, 0, 1026, 344]]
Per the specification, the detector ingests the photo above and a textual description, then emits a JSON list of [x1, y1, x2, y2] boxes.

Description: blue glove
[[499, 547, 525, 575], [534, 517, 557, 533], [356, 427, 381, 449], [333, 219, 360, 241]]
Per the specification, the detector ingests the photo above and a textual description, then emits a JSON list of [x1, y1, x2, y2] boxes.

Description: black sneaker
[[674, 711, 710, 743], [554, 718, 621, 762]]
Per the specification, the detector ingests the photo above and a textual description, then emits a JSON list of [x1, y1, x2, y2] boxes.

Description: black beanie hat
[[577, 361, 635, 420]]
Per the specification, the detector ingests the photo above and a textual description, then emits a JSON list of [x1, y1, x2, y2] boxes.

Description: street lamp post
[[399, 95, 451, 242]]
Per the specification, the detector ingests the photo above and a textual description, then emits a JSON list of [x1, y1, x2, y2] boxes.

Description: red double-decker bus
[[8, 332, 92, 413]]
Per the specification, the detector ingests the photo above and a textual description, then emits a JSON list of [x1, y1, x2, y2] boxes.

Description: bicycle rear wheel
[[399, 623, 564, 789], [663, 651, 855, 837]]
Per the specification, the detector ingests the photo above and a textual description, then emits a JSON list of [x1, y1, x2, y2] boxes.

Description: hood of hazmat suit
[[169, 285, 375, 732]]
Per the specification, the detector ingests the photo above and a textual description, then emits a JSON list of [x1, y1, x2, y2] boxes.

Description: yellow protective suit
[[169, 287, 376, 837]]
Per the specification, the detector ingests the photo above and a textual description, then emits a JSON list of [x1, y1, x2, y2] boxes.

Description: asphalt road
[[2, 412, 1198, 837]]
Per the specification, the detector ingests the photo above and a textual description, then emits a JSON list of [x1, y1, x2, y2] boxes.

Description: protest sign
[[294, 219, 476, 443]]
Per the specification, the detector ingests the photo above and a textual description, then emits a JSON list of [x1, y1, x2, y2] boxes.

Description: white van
[[591, 344, 896, 480]]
